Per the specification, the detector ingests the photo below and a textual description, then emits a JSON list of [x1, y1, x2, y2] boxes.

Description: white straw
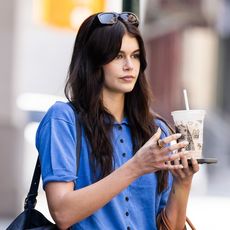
[[183, 89, 190, 110]]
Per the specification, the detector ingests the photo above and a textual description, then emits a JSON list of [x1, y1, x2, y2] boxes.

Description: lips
[[119, 75, 135, 82]]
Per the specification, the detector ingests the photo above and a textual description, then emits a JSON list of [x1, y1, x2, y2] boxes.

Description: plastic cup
[[171, 110, 206, 159]]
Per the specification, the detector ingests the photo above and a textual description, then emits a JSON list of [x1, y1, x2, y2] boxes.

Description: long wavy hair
[[65, 13, 168, 193]]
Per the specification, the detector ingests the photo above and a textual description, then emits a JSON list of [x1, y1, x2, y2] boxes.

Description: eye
[[115, 53, 124, 59], [132, 53, 140, 59]]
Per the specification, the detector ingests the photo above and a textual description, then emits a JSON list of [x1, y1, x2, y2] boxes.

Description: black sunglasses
[[97, 12, 139, 27]]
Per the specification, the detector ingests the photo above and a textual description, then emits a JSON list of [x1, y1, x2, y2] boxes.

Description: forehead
[[120, 33, 139, 52]]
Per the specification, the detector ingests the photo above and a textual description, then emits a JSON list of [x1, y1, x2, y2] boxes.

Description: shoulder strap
[[24, 106, 82, 210], [74, 107, 82, 175]]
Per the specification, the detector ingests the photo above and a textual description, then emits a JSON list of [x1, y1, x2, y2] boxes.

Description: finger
[[161, 152, 181, 163], [151, 151, 182, 169], [160, 141, 189, 155], [169, 153, 186, 177], [168, 164, 184, 170], [151, 127, 162, 141], [158, 161, 183, 170], [146, 128, 162, 145], [180, 153, 189, 169], [173, 157, 180, 166], [164, 161, 183, 170], [160, 133, 182, 145], [190, 157, 199, 173], [180, 150, 192, 159]]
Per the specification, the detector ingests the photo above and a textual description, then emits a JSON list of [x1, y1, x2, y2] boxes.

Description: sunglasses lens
[[98, 13, 117, 25], [120, 12, 139, 26], [97, 12, 139, 27]]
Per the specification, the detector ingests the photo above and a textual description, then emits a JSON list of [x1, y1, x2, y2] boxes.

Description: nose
[[123, 57, 134, 71]]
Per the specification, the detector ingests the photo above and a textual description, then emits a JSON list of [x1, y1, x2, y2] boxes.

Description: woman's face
[[102, 33, 140, 97]]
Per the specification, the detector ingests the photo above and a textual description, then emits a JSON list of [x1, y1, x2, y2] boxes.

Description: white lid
[[171, 110, 206, 121]]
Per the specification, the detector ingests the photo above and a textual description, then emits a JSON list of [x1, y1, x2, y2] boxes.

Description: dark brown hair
[[65, 13, 168, 193]]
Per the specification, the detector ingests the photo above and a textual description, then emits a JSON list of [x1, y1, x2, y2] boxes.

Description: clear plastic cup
[[171, 110, 206, 159]]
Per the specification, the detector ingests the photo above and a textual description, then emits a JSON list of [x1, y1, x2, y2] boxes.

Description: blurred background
[[1, 0, 230, 229]]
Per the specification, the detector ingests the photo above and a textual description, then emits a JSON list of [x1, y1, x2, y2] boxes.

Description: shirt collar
[[113, 117, 129, 125]]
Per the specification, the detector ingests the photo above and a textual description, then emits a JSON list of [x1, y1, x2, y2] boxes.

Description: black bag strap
[[24, 106, 82, 210]]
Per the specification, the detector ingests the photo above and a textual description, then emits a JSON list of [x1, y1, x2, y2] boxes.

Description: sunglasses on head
[[97, 12, 139, 27]]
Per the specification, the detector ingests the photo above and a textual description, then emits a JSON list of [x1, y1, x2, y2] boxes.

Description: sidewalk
[[187, 195, 230, 229]]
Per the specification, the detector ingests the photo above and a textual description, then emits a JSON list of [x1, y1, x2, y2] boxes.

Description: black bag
[[7, 106, 82, 230]]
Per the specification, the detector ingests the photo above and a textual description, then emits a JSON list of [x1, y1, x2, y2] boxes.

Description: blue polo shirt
[[36, 101, 173, 230]]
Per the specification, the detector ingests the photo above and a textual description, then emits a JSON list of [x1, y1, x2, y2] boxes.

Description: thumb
[[149, 127, 162, 143]]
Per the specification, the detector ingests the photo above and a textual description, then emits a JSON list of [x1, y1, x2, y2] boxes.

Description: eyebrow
[[119, 49, 140, 54]]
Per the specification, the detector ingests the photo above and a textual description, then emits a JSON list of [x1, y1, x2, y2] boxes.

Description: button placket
[[123, 189, 131, 230], [117, 124, 127, 161], [115, 123, 132, 230], [117, 124, 125, 144]]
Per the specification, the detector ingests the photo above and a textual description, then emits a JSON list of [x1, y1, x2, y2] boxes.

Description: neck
[[102, 92, 125, 123]]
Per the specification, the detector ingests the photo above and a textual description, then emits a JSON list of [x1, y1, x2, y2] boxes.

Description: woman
[[36, 12, 199, 230]]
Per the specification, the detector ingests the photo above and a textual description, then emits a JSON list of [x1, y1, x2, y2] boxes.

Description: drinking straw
[[183, 89, 190, 110]]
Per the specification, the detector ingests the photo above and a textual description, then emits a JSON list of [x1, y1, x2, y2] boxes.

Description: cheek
[[103, 68, 116, 88], [103, 63, 119, 78], [103, 75, 112, 86]]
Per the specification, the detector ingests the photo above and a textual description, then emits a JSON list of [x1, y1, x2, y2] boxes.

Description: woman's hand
[[170, 154, 199, 186], [130, 128, 189, 177]]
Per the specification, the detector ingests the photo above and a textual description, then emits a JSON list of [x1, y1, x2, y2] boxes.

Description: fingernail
[[175, 133, 182, 138], [157, 128, 161, 132], [183, 141, 189, 145]]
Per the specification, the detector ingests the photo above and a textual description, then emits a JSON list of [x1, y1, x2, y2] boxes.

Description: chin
[[123, 83, 136, 92], [121, 86, 135, 93]]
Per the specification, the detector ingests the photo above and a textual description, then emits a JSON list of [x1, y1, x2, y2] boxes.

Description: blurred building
[[142, 0, 218, 121]]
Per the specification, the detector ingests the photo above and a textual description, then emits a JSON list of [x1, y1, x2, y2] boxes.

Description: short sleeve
[[36, 102, 78, 189]]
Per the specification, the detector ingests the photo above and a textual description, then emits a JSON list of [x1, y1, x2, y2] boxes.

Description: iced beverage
[[171, 110, 206, 159]]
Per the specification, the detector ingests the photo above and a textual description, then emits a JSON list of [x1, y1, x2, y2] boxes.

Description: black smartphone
[[187, 158, 217, 165], [174, 158, 218, 165]]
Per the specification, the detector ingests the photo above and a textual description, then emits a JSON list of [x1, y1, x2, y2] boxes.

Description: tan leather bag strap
[[185, 216, 196, 230], [157, 208, 173, 229], [157, 209, 196, 230]]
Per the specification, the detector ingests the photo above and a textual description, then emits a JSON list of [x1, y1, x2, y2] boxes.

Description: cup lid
[[171, 109, 206, 121]]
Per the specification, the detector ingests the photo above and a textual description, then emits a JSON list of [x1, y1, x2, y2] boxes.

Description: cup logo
[[176, 125, 195, 151]]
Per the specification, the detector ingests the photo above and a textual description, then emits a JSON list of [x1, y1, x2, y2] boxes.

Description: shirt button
[[125, 211, 129, 216], [120, 139, 124, 143], [118, 125, 122, 130], [122, 152, 126, 157], [125, 197, 129, 201], [127, 227, 131, 230]]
